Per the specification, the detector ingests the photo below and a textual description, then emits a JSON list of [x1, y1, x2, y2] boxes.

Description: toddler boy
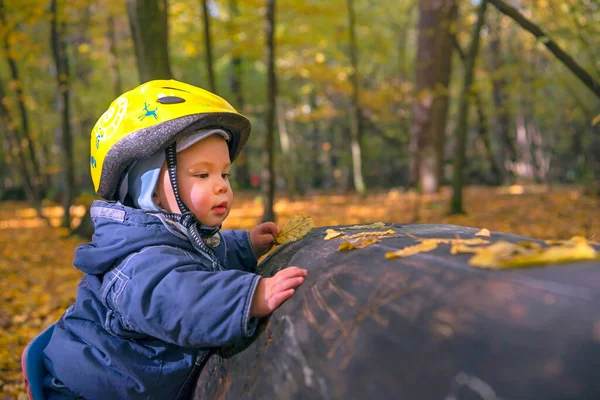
[[41, 80, 307, 399]]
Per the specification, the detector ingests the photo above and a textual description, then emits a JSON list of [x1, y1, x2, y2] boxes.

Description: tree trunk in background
[[452, 35, 501, 185], [261, 0, 276, 223], [201, 0, 216, 93], [107, 13, 123, 97], [487, 11, 515, 184], [276, 96, 297, 198], [228, 0, 250, 189], [450, 0, 487, 215], [0, 0, 45, 197], [126, 0, 172, 82], [410, 0, 457, 193], [0, 77, 49, 224], [50, 0, 75, 228], [0, 81, 35, 203], [346, 0, 366, 197]]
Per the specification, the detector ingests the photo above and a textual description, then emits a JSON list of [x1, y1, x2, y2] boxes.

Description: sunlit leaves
[[468, 237, 598, 269], [275, 214, 315, 244]]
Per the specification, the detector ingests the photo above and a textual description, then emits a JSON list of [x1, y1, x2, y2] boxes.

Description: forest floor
[[1, 184, 599, 399]]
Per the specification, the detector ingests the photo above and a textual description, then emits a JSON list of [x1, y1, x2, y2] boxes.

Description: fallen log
[[194, 224, 600, 400]]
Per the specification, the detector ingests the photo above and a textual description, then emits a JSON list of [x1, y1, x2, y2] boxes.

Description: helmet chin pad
[[118, 151, 164, 211]]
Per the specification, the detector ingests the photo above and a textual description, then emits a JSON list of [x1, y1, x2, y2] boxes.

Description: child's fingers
[[276, 266, 307, 279], [272, 276, 304, 293], [260, 222, 278, 236], [268, 288, 295, 310]]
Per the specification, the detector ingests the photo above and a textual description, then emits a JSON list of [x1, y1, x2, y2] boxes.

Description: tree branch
[[488, 0, 600, 100]]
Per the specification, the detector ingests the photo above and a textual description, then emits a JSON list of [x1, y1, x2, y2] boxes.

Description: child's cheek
[[188, 186, 212, 215]]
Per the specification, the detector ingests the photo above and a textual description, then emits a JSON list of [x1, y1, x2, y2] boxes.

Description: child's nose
[[215, 177, 229, 193]]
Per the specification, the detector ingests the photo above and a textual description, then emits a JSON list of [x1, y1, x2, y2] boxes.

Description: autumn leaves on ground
[[1, 185, 599, 398]]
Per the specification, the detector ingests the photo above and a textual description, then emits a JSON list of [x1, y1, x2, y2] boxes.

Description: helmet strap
[[164, 144, 220, 243]]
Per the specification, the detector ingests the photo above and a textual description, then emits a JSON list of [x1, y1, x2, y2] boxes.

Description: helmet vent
[[157, 96, 186, 104], [161, 86, 191, 93]]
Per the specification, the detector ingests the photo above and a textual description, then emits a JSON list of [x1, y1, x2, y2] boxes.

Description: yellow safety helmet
[[90, 79, 251, 200]]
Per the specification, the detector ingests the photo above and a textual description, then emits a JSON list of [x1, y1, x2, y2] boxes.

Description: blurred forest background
[[1, 0, 600, 397], [1, 0, 599, 226]]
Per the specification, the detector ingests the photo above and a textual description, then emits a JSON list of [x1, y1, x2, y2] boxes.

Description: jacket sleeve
[[221, 230, 258, 272], [114, 245, 260, 348]]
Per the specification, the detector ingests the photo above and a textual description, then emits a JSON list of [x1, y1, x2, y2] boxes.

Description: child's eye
[[222, 173, 231, 180], [195, 173, 209, 179]]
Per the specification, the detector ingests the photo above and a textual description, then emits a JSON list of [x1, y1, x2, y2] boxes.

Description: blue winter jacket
[[43, 201, 260, 399]]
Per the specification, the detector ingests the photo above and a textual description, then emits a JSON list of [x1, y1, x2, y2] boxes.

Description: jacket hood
[[74, 201, 192, 275]]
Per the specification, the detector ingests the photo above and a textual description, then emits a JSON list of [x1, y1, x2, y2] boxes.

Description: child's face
[[155, 135, 233, 227]]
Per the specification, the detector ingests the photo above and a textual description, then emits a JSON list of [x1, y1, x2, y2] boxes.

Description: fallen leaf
[[324, 229, 344, 240], [468, 241, 528, 267], [339, 237, 380, 251], [345, 229, 396, 240], [517, 241, 542, 249], [475, 228, 491, 237], [469, 238, 598, 269], [450, 243, 483, 254], [275, 215, 315, 245], [339, 241, 356, 251], [341, 222, 388, 230], [429, 238, 489, 245], [385, 240, 439, 259]]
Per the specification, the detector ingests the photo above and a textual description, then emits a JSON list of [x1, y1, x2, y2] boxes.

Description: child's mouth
[[212, 201, 228, 215]]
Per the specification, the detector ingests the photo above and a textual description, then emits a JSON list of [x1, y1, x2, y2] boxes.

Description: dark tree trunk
[[450, 0, 487, 215], [410, 0, 457, 193], [0, 0, 45, 196], [50, 0, 75, 228], [452, 35, 501, 185], [0, 77, 49, 224], [227, 0, 250, 189], [487, 11, 516, 183], [261, 0, 276, 223], [126, 0, 172, 82], [201, 0, 216, 93], [346, 0, 366, 196], [0, 83, 35, 204]]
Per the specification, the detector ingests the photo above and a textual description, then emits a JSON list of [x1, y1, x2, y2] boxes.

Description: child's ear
[[152, 191, 161, 207]]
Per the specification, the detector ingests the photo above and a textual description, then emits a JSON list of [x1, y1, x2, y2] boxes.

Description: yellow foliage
[[344, 229, 396, 240], [475, 228, 491, 237], [339, 237, 380, 251], [1, 186, 600, 397], [324, 229, 344, 240], [341, 222, 388, 230], [385, 240, 439, 259], [275, 215, 315, 245], [469, 237, 598, 269]]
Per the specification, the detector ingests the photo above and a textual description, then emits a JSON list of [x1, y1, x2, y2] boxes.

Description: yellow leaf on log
[[341, 222, 388, 230], [275, 215, 315, 245], [450, 243, 483, 254], [517, 241, 542, 249], [324, 229, 344, 240], [469, 238, 598, 269], [339, 241, 356, 251], [345, 229, 395, 240], [475, 228, 491, 237], [385, 240, 439, 259], [428, 238, 489, 245], [339, 237, 380, 251]]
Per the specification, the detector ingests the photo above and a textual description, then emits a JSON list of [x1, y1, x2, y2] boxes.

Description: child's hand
[[250, 267, 308, 317], [250, 222, 279, 257]]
